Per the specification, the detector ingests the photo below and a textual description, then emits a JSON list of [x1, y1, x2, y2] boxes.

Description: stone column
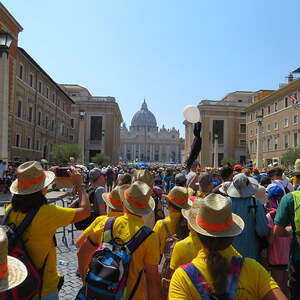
[[138, 144, 141, 161], [124, 143, 127, 160], [0, 51, 9, 162]]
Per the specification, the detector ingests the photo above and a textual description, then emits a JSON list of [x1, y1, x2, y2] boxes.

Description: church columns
[[138, 144, 141, 161], [133, 144, 136, 161], [124, 144, 127, 160]]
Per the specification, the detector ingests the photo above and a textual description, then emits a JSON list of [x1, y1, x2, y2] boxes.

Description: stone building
[[246, 74, 300, 166], [1, 3, 76, 162], [184, 92, 254, 167], [61, 85, 123, 164], [120, 101, 182, 163]]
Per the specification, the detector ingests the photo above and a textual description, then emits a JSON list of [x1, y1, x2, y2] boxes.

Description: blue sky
[[3, 0, 300, 136]]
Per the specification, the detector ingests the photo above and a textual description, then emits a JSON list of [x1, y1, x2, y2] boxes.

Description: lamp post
[[78, 111, 86, 163], [0, 31, 13, 163], [256, 114, 263, 169], [213, 134, 219, 168]]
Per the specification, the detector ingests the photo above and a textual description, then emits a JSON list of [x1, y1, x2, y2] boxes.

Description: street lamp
[[79, 111, 86, 120], [256, 114, 263, 169], [213, 134, 219, 168], [0, 31, 13, 163], [78, 111, 86, 163]]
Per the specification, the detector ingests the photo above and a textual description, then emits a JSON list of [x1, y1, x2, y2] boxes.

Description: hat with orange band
[[10, 161, 55, 195], [123, 181, 155, 216], [0, 227, 27, 292], [182, 193, 244, 237], [165, 186, 190, 209], [102, 184, 130, 211]]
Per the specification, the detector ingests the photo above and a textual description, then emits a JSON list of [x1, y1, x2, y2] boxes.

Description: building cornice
[[0, 3, 23, 32], [246, 78, 300, 112]]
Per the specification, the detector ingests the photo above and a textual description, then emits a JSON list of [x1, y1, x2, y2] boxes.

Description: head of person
[[166, 186, 190, 239], [260, 175, 271, 188], [123, 181, 155, 216], [116, 173, 132, 186], [252, 167, 260, 175], [136, 169, 154, 188], [219, 166, 233, 182], [10, 161, 55, 213], [292, 159, 300, 187], [227, 173, 259, 199], [198, 172, 213, 193], [267, 167, 283, 180], [182, 193, 244, 298], [190, 160, 200, 172], [233, 164, 243, 174], [267, 185, 284, 202], [241, 168, 251, 177], [89, 168, 106, 186], [255, 185, 266, 205], [175, 173, 187, 187]]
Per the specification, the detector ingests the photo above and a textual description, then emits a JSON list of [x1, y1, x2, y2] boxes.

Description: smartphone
[[55, 167, 70, 177]]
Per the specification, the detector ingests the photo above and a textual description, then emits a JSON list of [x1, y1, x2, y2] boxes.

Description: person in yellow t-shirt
[[170, 197, 203, 272], [76, 184, 129, 248], [77, 181, 161, 300], [187, 172, 213, 198], [169, 193, 286, 300], [153, 186, 191, 256], [5, 161, 91, 300]]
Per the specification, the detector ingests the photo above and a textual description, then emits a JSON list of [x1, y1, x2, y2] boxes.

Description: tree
[[91, 153, 110, 165], [220, 157, 237, 167], [281, 148, 300, 168], [51, 143, 81, 164]]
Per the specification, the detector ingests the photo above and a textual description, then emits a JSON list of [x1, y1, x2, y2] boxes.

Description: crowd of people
[[1, 158, 300, 299]]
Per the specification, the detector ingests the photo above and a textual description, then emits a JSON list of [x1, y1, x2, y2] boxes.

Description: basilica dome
[[131, 100, 157, 128]]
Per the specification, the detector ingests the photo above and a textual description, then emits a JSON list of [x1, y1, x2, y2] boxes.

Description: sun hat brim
[[10, 171, 55, 195], [102, 192, 122, 211], [166, 195, 190, 209], [227, 177, 259, 198], [0, 256, 28, 292], [123, 196, 155, 216], [182, 206, 244, 237]]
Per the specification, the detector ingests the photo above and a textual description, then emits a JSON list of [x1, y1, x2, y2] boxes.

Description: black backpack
[[74, 186, 99, 230]]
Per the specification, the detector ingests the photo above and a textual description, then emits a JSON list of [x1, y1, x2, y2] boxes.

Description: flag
[[289, 95, 299, 105]]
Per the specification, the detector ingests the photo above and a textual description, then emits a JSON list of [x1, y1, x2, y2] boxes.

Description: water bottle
[[58, 259, 68, 266]]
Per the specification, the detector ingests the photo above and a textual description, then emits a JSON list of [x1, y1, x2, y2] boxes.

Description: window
[[284, 97, 289, 108], [261, 108, 264, 116], [19, 64, 24, 80], [240, 124, 246, 134], [274, 137, 278, 150], [256, 128, 258, 134], [294, 115, 298, 124], [27, 137, 31, 149], [240, 112, 246, 116], [57, 98, 60, 107], [250, 113, 253, 121], [238, 99, 243, 103], [70, 135, 74, 141], [17, 100, 22, 118], [29, 73, 34, 87], [51, 120, 54, 131], [28, 106, 33, 122], [52, 93, 56, 103], [274, 121, 279, 130], [267, 124, 271, 131], [36, 140, 40, 151], [284, 134, 289, 149], [46, 87, 49, 98], [38, 111, 42, 126], [38, 81, 42, 94], [71, 119, 75, 129], [284, 118, 289, 128], [268, 105, 271, 114], [274, 102, 278, 112], [267, 138, 272, 151], [16, 134, 21, 147], [213, 120, 224, 144], [45, 116, 48, 129], [294, 132, 298, 148], [250, 129, 253, 135], [240, 139, 246, 146]]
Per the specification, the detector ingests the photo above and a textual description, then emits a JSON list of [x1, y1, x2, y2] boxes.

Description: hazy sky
[[3, 0, 300, 136]]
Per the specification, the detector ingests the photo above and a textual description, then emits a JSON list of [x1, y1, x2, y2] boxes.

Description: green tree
[[221, 157, 237, 166], [51, 143, 81, 164], [281, 148, 300, 167], [91, 153, 110, 165]]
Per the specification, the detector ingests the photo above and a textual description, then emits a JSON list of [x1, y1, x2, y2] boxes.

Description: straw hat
[[123, 181, 155, 216], [0, 227, 28, 292], [292, 159, 300, 175], [102, 184, 130, 211], [182, 193, 244, 237], [10, 161, 55, 195], [227, 173, 259, 198], [166, 186, 190, 209], [136, 169, 154, 188]]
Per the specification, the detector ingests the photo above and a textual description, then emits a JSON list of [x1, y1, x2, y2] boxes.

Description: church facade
[[120, 101, 182, 163]]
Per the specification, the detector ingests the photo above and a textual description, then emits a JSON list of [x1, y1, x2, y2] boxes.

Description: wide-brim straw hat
[[165, 186, 190, 209], [136, 169, 154, 188], [0, 228, 28, 292], [182, 193, 244, 237], [219, 181, 232, 195], [102, 184, 130, 211], [292, 159, 300, 175], [123, 181, 155, 216], [10, 161, 55, 195], [227, 173, 259, 198]]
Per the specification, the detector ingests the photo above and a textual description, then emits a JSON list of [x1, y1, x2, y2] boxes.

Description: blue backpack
[[76, 217, 153, 300]]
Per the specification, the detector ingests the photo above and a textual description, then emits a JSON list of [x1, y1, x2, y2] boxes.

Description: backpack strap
[[102, 217, 116, 243], [227, 256, 244, 299], [126, 226, 153, 254], [181, 263, 211, 300], [162, 219, 171, 237], [1, 207, 12, 226]]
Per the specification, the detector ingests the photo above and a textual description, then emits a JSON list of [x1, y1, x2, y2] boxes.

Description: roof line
[[18, 47, 75, 104], [0, 3, 23, 31]]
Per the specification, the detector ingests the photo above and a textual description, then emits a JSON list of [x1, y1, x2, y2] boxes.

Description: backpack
[[76, 217, 153, 300], [74, 186, 98, 230], [181, 256, 244, 300], [1, 207, 48, 300], [160, 220, 179, 299]]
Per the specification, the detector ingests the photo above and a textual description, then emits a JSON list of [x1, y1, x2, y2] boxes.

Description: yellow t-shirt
[[170, 230, 202, 271], [187, 188, 208, 198], [89, 213, 160, 300], [153, 212, 181, 255], [7, 204, 76, 296], [169, 246, 279, 300]]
